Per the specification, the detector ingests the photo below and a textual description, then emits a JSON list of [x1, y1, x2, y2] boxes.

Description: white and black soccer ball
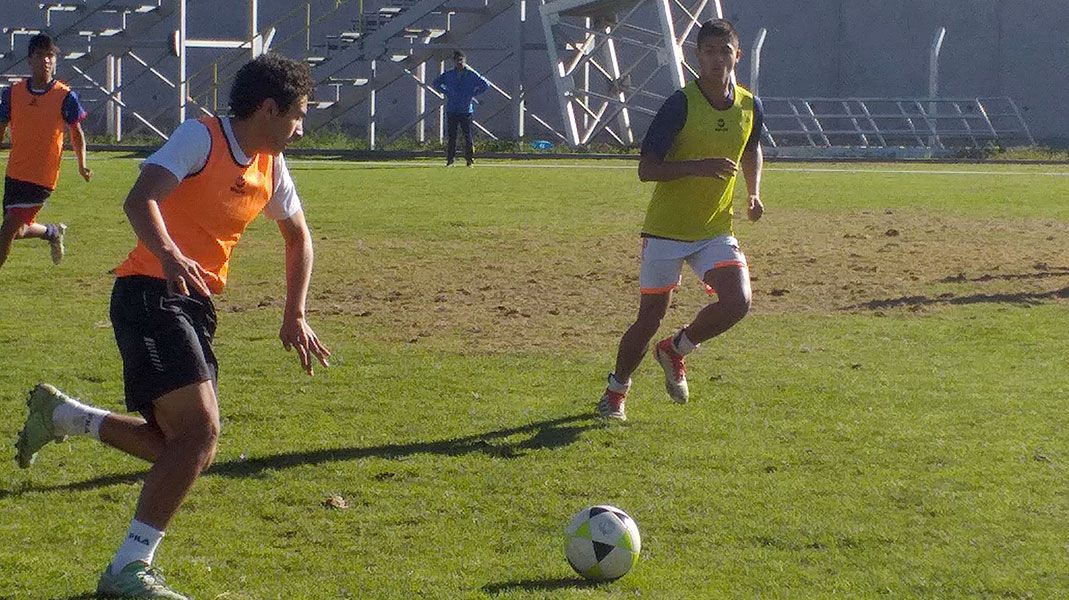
[[564, 505, 641, 581]]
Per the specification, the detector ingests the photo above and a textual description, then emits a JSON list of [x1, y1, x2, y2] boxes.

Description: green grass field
[[1, 155, 1067, 599]]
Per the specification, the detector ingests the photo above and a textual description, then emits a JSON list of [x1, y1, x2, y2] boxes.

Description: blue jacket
[[432, 67, 490, 115]]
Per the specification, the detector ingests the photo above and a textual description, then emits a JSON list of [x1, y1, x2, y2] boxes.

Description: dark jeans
[[446, 112, 474, 164]]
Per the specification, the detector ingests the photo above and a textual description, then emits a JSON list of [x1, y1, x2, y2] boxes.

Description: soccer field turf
[[1, 155, 1067, 598]]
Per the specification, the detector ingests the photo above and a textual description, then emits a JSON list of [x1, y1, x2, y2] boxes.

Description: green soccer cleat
[[96, 562, 190, 599], [14, 383, 69, 469]]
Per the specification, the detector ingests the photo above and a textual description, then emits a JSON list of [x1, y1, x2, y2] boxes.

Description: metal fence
[[761, 97, 1035, 149]]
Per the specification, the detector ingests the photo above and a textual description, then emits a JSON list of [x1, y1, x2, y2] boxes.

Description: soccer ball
[[564, 505, 641, 581]]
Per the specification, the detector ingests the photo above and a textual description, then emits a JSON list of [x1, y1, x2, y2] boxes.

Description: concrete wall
[[726, 0, 1068, 144], [2, 1, 1066, 144]]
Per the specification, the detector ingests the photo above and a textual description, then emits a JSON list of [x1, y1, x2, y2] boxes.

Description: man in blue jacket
[[433, 51, 490, 166]]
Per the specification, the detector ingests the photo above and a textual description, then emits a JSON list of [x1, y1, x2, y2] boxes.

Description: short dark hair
[[696, 19, 740, 49], [229, 53, 313, 120], [27, 33, 59, 57], [453, 50, 465, 60]]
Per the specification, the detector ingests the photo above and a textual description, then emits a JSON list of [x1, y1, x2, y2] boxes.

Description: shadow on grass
[[845, 285, 1069, 310], [482, 577, 599, 595], [57, 577, 600, 600], [936, 269, 1069, 283], [289, 163, 440, 172], [2, 413, 596, 499]]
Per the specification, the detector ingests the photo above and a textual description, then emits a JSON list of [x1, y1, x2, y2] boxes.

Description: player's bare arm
[[122, 164, 212, 296], [68, 121, 92, 181], [278, 209, 331, 376], [741, 141, 763, 221], [639, 153, 737, 182]]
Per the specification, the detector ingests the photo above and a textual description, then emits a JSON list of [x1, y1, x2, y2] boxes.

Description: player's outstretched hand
[[161, 253, 213, 297], [280, 316, 331, 376], [79, 165, 93, 182], [747, 195, 764, 222], [690, 157, 737, 180]]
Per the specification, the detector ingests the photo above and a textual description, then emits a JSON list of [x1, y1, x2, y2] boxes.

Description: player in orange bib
[[0, 34, 91, 268], [14, 54, 330, 599]]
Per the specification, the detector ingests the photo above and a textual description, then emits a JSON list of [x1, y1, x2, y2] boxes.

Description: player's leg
[[461, 114, 474, 165], [14, 383, 163, 468], [446, 114, 459, 166], [95, 382, 216, 600], [687, 264, 751, 342], [1, 178, 64, 263], [16, 222, 66, 264], [653, 237, 751, 403], [97, 278, 218, 599], [127, 380, 219, 530], [613, 291, 672, 385], [597, 293, 671, 421], [14, 222, 46, 238], [0, 213, 23, 267], [597, 238, 683, 420]]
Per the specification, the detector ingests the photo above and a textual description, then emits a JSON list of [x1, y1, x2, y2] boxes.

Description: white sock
[[607, 373, 631, 393], [673, 329, 699, 355], [110, 519, 165, 574], [52, 400, 109, 440]]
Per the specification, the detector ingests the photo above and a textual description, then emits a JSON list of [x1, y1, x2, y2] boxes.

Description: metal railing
[[761, 97, 1035, 149]]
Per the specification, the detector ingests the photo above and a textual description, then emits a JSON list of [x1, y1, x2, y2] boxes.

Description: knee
[[198, 421, 221, 467], [721, 289, 752, 321], [177, 419, 220, 468]]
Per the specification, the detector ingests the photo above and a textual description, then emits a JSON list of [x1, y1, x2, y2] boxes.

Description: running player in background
[[0, 33, 91, 268]]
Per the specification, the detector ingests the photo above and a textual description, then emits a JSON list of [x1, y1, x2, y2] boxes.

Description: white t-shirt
[[143, 117, 301, 221]]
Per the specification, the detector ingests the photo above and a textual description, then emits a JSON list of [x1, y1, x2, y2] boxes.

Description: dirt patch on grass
[[746, 208, 1068, 314], [221, 209, 1067, 351]]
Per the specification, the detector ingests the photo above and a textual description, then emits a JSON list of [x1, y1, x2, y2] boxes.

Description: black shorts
[[3, 176, 52, 210], [110, 276, 218, 417]]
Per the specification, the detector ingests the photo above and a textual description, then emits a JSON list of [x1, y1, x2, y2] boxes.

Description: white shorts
[[639, 235, 748, 295]]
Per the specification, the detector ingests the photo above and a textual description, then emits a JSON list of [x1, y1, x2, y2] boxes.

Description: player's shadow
[[213, 412, 593, 478], [482, 577, 600, 594], [0, 413, 596, 498], [51, 577, 598, 599]]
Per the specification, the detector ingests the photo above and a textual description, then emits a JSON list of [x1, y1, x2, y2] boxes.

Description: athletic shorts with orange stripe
[[638, 234, 748, 296]]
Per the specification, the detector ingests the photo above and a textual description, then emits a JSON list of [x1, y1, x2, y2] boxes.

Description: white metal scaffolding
[[539, 0, 722, 146]]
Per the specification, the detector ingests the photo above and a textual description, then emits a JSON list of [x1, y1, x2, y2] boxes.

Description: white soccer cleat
[[653, 338, 689, 404], [595, 389, 627, 421], [49, 223, 67, 265]]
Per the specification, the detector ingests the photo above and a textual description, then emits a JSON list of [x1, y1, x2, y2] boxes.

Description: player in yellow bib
[[597, 19, 765, 421]]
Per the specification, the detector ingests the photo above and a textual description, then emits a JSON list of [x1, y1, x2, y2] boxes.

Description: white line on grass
[[93, 154, 1068, 176], [283, 159, 1069, 177], [770, 166, 1069, 177]]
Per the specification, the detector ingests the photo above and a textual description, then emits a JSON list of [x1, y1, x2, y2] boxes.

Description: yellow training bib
[[642, 82, 754, 241]]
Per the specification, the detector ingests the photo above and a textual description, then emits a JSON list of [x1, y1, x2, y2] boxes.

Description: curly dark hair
[[229, 53, 313, 119], [27, 33, 59, 57], [697, 18, 740, 49]]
